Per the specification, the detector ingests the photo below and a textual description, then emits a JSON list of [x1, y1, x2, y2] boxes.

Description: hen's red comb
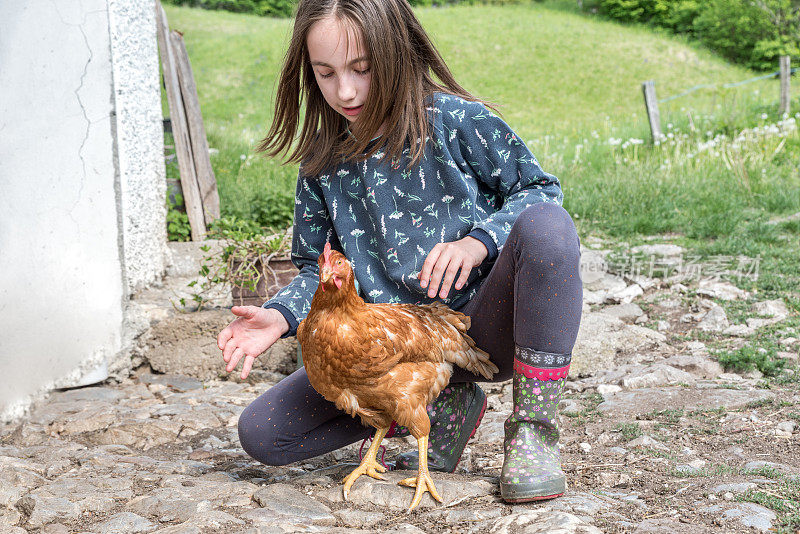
[[323, 241, 332, 266]]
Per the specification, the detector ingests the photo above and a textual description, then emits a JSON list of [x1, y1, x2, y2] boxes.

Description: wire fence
[[659, 67, 798, 104], [642, 58, 796, 143]]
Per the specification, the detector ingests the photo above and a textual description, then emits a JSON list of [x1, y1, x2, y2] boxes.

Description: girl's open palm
[[217, 306, 289, 379]]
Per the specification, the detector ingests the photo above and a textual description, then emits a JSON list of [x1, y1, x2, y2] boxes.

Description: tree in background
[[589, 0, 799, 71], [752, 0, 800, 69]]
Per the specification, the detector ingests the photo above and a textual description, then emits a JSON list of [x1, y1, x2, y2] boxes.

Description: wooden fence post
[[156, 2, 206, 241], [642, 81, 664, 144], [780, 55, 791, 116], [171, 33, 221, 226]]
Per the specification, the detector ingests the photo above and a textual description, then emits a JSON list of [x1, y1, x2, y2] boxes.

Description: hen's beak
[[320, 265, 333, 284]]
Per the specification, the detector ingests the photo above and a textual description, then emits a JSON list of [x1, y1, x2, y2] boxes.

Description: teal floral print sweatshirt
[[263, 93, 563, 337]]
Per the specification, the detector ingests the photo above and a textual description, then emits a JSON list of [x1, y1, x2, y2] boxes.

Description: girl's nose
[[337, 75, 357, 102]]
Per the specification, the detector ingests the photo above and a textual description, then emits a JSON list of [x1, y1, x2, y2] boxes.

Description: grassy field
[[163, 2, 788, 216], [163, 2, 800, 311], [165, 2, 778, 139]]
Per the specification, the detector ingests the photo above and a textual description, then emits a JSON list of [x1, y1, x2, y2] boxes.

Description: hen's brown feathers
[[298, 247, 497, 437]]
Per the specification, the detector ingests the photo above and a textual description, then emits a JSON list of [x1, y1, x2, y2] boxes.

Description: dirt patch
[[141, 308, 297, 381]]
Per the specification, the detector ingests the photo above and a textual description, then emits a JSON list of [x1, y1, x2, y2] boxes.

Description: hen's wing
[[357, 302, 498, 380]]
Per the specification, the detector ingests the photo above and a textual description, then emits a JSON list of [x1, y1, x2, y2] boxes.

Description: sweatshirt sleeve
[[262, 169, 338, 338], [446, 98, 563, 259]]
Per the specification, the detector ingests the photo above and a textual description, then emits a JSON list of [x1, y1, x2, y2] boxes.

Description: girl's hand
[[217, 306, 289, 379], [418, 236, 488, 300]]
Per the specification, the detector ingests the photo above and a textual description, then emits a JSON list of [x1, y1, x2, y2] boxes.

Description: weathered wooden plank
[[156, 1, 206, 241], [172, 32, 220, 226], [641, 80, 664, 145], [780, 55, 791, 116]]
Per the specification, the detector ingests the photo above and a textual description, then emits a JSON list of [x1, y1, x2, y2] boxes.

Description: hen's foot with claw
[[398, 435, 443, 511], [398, 470, 443, 511], [341, 426, 389, 500]]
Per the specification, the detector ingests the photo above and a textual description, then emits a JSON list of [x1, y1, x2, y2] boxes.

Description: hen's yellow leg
[[342, 427, 389, 500], [398, 435, 443, 511]]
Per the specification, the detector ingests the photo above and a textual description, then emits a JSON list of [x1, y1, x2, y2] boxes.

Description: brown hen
[[297, 242, 498, 510]]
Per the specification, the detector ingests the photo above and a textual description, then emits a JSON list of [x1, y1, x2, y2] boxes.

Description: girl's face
[[307, 16, 372, 125]]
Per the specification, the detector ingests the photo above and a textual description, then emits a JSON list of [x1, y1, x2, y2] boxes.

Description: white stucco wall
[[109, 0, 168, 294], [0, 0, 166, 421]]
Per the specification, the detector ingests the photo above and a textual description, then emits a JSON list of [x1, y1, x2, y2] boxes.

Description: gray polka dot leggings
[[238, 203, 583, 466]]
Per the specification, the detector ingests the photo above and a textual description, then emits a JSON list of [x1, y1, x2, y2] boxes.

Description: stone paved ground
[[1, 241, 798, 533]]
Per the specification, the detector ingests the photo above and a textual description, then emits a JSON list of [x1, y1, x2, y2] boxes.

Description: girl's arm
[[449, 98, 564, 259], [262, 169, 339, 337]]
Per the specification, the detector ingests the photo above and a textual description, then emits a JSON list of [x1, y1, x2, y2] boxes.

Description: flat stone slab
[[127, 479, 258, 522], [743, 460, 800, 476], [710, 482, 756, 494], [721, 503, 776, 532], [572, 312, 667, 377], [333, 509, 385, 528], [633, 518, 715, 533], [241, 509, 368, 533], [93, 511, 157, 533], [318, 471, 495, 510], [16, 494, 79, 528], [597, 387, 775, 418], [137, 373, 202, 392], [48, 387, 124, 404], [424, 507, 503, 523], [253, 483, 336, 525], [491, 509, 603, 533], [518, 491, 616, 523]]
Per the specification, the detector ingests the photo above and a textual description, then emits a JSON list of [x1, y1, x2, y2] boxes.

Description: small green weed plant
[[614, 422, 643, 441], [177, 216, 292, 310], [166, 193, 192, 242]]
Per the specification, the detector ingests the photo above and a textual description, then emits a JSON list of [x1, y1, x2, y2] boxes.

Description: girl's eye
[[355, 68, 370, 76], [318, 71, 334, 79]]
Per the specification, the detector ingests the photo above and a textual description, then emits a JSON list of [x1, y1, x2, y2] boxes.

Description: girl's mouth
[[342, 105, 363, 116]]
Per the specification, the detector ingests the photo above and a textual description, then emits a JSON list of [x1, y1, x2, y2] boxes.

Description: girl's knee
[[511, 203, 580, 260], [238, 403, 290, 466]]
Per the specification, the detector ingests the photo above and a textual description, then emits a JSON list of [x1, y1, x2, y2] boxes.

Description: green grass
[[639, 408, 686, 423], [613, 422, 643, 441], [712, 319, 800, 376], [162, 6, 299, 226], [164, 2, 777, 143], [671, 462, 785, 479], [164, 2, 792, 211], [740, 478, 800, 533], [164, 3, 800, 311], [563, 391, 603, 425]]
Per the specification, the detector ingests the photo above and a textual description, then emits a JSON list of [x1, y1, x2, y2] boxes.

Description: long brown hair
[[257, 0, 489, 176]]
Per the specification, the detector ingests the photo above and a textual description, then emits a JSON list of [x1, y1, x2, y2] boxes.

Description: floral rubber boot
[[393, 382, 487, 473], [500, 346, 571, 502]]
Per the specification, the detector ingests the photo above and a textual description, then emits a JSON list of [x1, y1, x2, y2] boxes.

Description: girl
[[217, 0, 583, 503]]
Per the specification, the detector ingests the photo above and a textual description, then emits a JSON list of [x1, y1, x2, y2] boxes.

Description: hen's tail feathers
[[429, 303, 498, 380], [457, 337, 498, 381]]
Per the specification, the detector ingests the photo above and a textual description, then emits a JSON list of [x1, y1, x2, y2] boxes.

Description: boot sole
[[500, 476, 567, 503], [503, 493, 565, 503]]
